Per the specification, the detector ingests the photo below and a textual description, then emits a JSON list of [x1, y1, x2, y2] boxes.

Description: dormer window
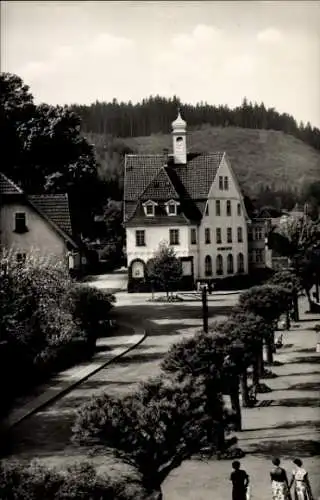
[[165, 199, 180, 216], [142, 200, 157, 217]]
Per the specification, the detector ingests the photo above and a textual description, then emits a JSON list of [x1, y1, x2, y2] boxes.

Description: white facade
[[126, 155, 249, 281], [197, 155, 249, 278]]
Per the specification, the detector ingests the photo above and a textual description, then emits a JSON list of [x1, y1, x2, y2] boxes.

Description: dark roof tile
[[0, 172, 23, 194], [28, 194, 73, 236], [123, 152, 224, 223]]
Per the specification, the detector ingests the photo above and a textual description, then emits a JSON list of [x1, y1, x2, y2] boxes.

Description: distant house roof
[[0, 172, 77, 248], [124, 152, 224, 224], [28, 194, 73, 236], [0, 172, 23, 195]]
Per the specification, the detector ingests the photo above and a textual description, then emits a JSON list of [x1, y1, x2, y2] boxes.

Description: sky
[[1, 1, 320, 128]]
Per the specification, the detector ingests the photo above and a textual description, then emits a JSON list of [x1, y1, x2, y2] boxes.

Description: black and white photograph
[[0, 1, 319, 498]]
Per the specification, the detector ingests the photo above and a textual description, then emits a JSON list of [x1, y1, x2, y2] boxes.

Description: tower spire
[[171, 109, 187, 164]]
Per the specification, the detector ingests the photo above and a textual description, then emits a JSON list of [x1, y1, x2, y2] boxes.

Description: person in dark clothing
[[230, 461, 249, 500]]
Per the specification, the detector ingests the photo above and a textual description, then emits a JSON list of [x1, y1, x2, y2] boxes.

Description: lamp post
[[202, 285, 208, 333]]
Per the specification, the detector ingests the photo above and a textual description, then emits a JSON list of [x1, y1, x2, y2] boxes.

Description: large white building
[[123, 111, 266, 291]]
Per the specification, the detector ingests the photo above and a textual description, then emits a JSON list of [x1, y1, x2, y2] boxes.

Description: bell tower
[[171, 109, 187, 164]]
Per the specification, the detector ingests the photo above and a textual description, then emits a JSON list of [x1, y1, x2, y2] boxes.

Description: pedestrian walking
[[230, 460, 250, 500], [270, 458, 291, 500], [289, 459, 314, 500]]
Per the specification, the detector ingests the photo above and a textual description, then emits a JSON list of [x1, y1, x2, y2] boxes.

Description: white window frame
[[165, 199, 180, 216], [169, 228, 180, 245], [135, 230, 146, 247], [142, 200, 158, 217]]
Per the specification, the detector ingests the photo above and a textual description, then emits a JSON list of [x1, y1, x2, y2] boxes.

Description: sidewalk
[[1, 322, 146, 432]]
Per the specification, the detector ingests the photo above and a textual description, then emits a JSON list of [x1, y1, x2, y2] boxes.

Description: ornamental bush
[[0, 461, 140, 499], [0, 253, 98, 410], [67, 284, 116, 347]]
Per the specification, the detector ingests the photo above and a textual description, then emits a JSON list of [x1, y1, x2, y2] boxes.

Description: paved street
[[2, 291, 320, 499]]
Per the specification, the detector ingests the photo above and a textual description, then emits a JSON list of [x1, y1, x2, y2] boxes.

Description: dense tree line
[[71, 96, 320, 151]]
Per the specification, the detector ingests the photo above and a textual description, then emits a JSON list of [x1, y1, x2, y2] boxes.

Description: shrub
[[0, 460, 140, 499], [72, 375, 217, 496], [67, 285, 116, 346], [0, 254, 94, 408]]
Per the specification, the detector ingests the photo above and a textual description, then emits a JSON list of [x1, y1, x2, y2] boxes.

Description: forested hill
[[71, 96, 320, 152], [85, 126, 320, 200]]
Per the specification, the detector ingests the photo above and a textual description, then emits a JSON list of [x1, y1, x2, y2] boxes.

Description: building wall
[[0, 201, 68, 266], [197, 156, 248, 279], [126, 224, 191, 268], [248, 219, 271, 269]]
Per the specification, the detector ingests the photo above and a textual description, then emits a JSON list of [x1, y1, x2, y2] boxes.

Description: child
[[230, 461, 250, 500]]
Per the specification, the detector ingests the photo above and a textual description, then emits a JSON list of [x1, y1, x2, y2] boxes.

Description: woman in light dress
[[289, 459, 314, 500], [270, 458, 292, 500]]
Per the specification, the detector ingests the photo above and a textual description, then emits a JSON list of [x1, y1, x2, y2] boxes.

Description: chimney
[[163, 148, 169, 165]]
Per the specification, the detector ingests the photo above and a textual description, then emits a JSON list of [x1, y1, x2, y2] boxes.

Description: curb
[[2, 322, 147, 432]]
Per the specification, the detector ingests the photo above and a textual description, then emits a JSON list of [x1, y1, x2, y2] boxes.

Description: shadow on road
[[248, 439, 320, 458]]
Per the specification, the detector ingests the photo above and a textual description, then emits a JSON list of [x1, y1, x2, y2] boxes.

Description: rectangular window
[[237, 227, 243, 243], [226, 200, 232, 216], [135, 230, 145, 247], [224, 176, 229, 190], [168, 203, 176, 215], [219, 176, 223, 190], [216, 228, 222, 244], [15, 212, 27, 233], [255, 227, 263, 240], [191, 228, 197, 245], [216, 200, 221, 216], [205, 228, 211, 244], [146, 204, 154, 216], [237, 203, 241, 216], [227, 227, 232, 243], [169, 229, 180, 245], [205, 203, 209, 216]]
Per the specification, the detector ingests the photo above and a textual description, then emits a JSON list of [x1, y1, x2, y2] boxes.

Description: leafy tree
[[0, 72, 98, 237], [162, 330, 240, 433], [147, 243, 183, 298], [270, 217, 320, 308], [267, 269, 303, 321], [67, 285, 116, 352], [216, 312, 274, 405], [72, 375, 215, 498], [238, 285, 290, 363]]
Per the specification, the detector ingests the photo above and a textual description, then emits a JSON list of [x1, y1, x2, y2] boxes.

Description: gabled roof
[[140, 167, 179, 201], [0, 172, 23, 195], [1, 172, 77, 248], [28, 194, 73, 236], [124, 152, 224, 224]]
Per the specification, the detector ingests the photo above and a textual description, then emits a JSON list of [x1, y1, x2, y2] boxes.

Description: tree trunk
[[206, 382, 225, 452], [258, 342, 264, 376], [266, 341, 274, 364], [252, 359, 260, 388], [240, 369, 250, 408], [266, 331, 274, 364], [230, 378, 242, 431], [305, 287, 312, 310], [293, 291, 299, 321], [142, 472, 163, 500]]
